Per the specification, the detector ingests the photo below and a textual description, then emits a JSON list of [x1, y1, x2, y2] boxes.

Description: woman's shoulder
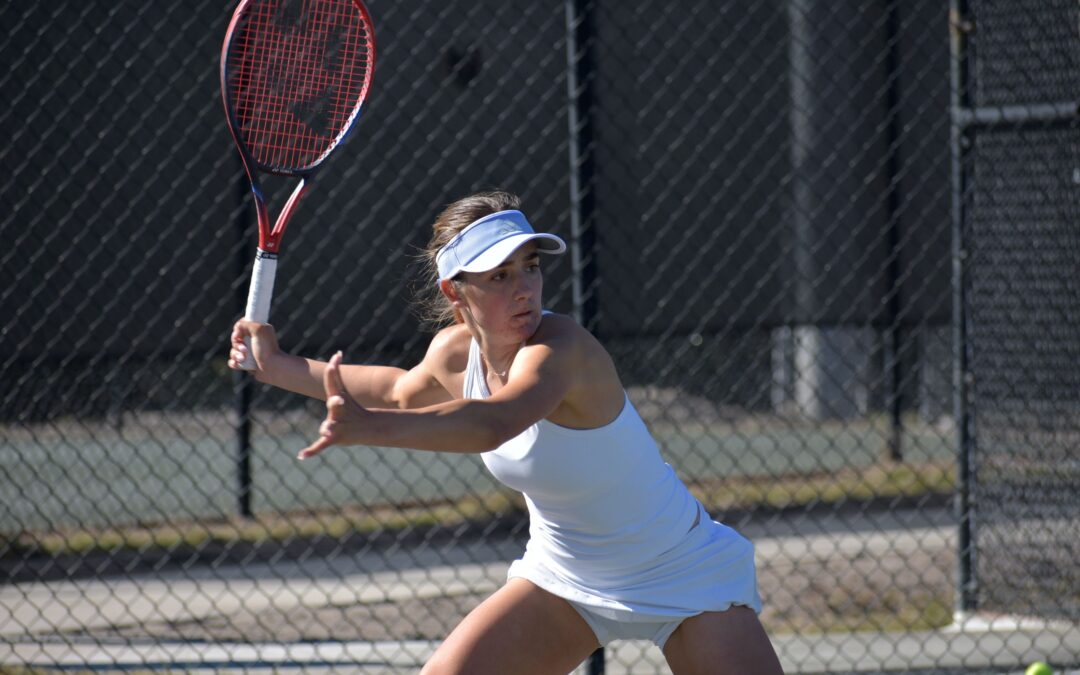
[[532, 312, 625, 423], [424, 322, 472, 372], [533, 311, 594, 346], [532, 312, 614, 368]]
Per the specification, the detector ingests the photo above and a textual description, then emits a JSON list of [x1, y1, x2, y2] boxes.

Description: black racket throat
[[244, 173, 312, 252]]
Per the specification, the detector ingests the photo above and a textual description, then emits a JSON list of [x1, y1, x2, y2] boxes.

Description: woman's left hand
[[298, 351, 368, 460]]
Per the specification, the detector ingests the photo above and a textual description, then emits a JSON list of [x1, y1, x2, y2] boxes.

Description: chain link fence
[[1, 0, 1078, 672]]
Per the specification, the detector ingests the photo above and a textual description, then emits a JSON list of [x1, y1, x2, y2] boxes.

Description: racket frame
[[219, 0, 375, 369]]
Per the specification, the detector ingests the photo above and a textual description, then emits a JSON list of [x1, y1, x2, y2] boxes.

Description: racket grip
[[239, 249, 278, 371]]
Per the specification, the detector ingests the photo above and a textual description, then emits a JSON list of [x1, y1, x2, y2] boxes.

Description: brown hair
[[413, 190, 523, 328]]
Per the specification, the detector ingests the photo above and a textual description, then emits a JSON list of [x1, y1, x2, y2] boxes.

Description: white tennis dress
[[464, 327, 761, 642]]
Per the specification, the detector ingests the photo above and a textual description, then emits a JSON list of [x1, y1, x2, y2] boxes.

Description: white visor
[[435, 210, 566, 281]]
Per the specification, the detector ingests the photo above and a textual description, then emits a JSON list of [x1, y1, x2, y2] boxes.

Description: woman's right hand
[[228, 319, 281, 374]]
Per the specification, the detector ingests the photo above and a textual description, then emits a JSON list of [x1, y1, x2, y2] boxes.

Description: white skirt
[[506, 508, 763, 621]]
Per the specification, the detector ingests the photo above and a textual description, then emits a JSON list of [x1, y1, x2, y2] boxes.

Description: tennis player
[[228, 191, 784, 675]]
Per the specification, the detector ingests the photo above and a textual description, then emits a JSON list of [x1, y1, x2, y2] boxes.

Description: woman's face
[[456, 242, 544, 343]]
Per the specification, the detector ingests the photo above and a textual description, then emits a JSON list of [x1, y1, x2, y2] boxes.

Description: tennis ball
[[1025, 661, 1053, 675]]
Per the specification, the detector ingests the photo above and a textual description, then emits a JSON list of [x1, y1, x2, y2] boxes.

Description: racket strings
[[227, 0, 374, 171]]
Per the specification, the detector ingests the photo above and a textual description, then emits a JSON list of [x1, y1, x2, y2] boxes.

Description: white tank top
[[464, 335, 702, 583]]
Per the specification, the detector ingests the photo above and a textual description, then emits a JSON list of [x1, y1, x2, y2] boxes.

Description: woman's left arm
[[298, 335, 576, 459]]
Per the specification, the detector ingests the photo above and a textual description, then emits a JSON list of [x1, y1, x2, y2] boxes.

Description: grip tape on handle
[[239, 249, 278, 371]]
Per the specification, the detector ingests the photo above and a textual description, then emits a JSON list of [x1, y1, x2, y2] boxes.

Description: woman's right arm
[[228, 319, 455, 409]]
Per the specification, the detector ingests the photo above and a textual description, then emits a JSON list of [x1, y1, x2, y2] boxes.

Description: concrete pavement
[[3, 512, 1079, 674]]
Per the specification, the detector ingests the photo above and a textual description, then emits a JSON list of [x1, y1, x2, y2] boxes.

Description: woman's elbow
[[470, 427, 505, 453], [435, 421, 504, 454], [472, 418, 520, 452]]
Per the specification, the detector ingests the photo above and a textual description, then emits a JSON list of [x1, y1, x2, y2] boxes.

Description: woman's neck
[[477, 335, 521, 378], [460, 310, 525, 378]]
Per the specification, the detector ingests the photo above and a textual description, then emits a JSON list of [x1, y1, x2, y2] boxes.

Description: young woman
[[228, 191, 784, 675]]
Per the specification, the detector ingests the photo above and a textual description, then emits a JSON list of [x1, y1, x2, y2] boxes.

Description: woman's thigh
[[662, 606, 784, 675], [421, 578, 600, 675]]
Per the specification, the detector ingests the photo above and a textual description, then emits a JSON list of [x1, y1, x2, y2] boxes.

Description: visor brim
[[456, 233, 566, 274]]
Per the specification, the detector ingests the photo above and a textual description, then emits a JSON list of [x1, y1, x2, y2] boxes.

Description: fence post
[[882, 0, 904, 462], [565, 0, 598, 334], [234, 162, 254, 519], [948, 0, 976, 616]]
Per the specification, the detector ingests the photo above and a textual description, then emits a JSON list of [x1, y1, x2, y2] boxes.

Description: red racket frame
[[221, 0, 376, 254], [220, 0, 375, 369]]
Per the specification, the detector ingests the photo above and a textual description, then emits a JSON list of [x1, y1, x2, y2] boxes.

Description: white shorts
[[566, 601, 696, 649]]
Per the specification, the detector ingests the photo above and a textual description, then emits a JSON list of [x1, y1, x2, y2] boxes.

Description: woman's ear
[[439, 279, 462, 306]]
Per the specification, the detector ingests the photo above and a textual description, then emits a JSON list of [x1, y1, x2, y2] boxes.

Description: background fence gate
[[952, 0, 1080, 623]]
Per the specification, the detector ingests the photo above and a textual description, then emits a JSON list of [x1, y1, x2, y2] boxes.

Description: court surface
[[4, 507, 1079, 673]]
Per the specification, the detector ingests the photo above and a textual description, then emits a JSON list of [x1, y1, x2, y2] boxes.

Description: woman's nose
[[513, 272, 534, 299]]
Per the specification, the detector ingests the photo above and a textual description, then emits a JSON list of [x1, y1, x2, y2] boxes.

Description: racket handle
[[239, 249, 278, 371]]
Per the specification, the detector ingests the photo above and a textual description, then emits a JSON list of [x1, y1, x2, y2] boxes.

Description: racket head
[[221, 0, 376, 176]]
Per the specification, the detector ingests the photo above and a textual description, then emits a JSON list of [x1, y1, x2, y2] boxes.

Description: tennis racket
[[221, 0, 376, 369]]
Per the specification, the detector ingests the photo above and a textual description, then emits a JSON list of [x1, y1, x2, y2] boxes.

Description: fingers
[[227, 319, 277, 371], [227, 344, 249, 370], [231, 318, 254, 343], [300, 351, 350, 460], [298, 436, 330, 460], [298, 394, 345, 460], [323, 351, 345, 398], [226, 333, 258, 370], [323, 353, 356, 418], [332, 354, 348, 396], [228, 322, 245, 369], [326, 395, 347, 415]]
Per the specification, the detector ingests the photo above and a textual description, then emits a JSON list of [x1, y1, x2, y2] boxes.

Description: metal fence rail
[[2, 0, 1079, 673]]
